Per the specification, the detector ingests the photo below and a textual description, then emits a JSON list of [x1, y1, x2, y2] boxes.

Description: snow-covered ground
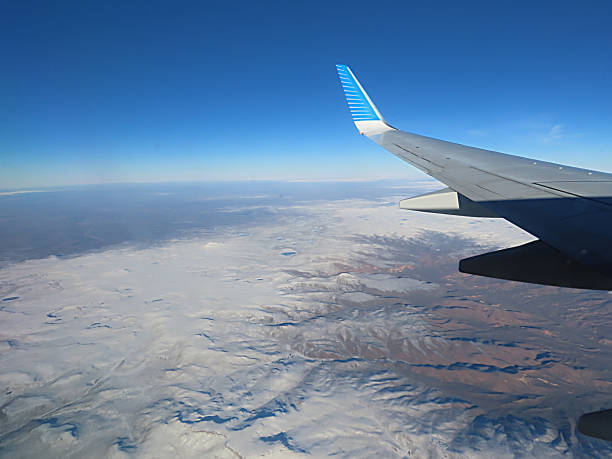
[[1, 187, 610, 457]]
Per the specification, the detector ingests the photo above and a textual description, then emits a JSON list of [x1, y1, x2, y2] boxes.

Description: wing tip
[[335, 64, 393, 136]]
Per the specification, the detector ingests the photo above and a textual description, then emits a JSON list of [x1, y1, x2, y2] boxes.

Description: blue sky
[[2, 0, 612, 188]]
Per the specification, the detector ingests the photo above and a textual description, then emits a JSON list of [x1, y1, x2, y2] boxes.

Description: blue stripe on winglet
[[336, 64, 380, 121]]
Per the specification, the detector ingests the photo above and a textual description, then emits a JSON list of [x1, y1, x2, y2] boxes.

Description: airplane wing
[[336, 64, 612, 289]]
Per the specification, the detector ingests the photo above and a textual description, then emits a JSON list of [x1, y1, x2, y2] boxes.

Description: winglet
[[336, 64, 394, 136]]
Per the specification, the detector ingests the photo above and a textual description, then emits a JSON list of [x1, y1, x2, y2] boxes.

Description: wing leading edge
[[336, 64, 612, 288]]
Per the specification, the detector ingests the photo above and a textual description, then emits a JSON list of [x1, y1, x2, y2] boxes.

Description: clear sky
[[2, 0, 612, 188]]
